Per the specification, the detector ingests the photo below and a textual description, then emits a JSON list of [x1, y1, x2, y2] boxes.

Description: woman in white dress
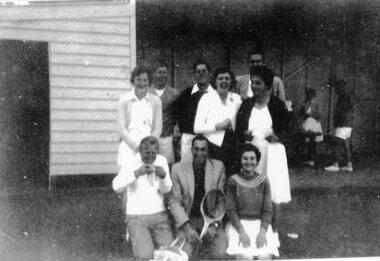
[[235, 65, 291, 234], [117, 65, 162, 167], [194, 67, 242, 175]]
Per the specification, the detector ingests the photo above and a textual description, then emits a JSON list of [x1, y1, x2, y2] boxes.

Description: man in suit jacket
[[149, 60, 179, 166], [169, 134, 227, 259]]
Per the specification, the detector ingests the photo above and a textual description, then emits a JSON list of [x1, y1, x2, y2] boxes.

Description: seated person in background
[[325, 79, 354, 172], [300, 88, 323, 166], [169, 135, 228, 259], [112, 136, 173, 261], [226, 143, 279, 260]]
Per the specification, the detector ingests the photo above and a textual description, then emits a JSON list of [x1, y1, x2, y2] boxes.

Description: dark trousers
[[176, 216, 228, 260]]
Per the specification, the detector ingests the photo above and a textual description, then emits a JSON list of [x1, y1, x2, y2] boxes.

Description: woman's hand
[[265, 134, 278, 143], [256, 227, 267, 248], [238, 229, 251, 248], [243, 130, 254, 141], [215, 119, 231, 131]]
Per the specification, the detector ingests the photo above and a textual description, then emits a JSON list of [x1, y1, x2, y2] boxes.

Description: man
[[169, 135, 228, 259], [174, 60, 215, 161], [112, 136, 173, 261], [149, 60, 179, 166], [325, 79, 354, 172], [234, 50, 286, 102]]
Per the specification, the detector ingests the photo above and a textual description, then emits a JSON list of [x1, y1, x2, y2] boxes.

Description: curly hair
[[211, 67, 236, 91], [250, 65, 274, 90]]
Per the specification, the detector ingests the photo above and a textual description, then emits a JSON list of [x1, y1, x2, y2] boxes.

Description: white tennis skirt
[[226, 220, 280, 257], [252, 140, 292, 204]]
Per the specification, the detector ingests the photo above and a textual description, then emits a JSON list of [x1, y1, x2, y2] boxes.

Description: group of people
[[111, 41, 356, 259], [112, 49, 294, 261]]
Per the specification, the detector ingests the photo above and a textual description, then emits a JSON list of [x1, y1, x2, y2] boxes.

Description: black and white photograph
[[0, 0, 379, 260]]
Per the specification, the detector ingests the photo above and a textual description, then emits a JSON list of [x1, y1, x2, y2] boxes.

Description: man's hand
[[256, 227, 267, 248], [238, 229, 251, 248], [202, 223, 217, 241], [135, 165, 153, 178], [154, 166, 166, 179], [215, 119, 232, 131], [183, 222, 200, 244]]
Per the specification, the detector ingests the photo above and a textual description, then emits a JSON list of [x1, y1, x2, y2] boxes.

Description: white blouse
[[248, 106, 273, 140], [194, 91, 242, 146]]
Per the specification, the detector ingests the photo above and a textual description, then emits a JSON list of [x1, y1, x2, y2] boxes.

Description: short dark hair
[[139, 136, 159, 152], [248, 48, 265, 62], [250, 65, 274, 89], [239, 143, 261, 164], [151, 59, 169, 72], [130, 64, 153, 85], [193, 60, 211, 74], [211, 67, 236, 90], [191, 134, 210, 148], [306, 88, 317, 100]]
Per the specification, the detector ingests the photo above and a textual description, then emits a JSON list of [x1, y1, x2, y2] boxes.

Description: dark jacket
[[173, 87, 207, 134], [334, 93, 354, 128], [235, 95, 290, 144]]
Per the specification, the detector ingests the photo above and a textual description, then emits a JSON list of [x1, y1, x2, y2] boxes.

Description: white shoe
[[303, 160, 315, 166], [340, 165, 353, 172], [324, 165, 339, 172]]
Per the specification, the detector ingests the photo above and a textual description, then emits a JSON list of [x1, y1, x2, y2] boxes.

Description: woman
[[194, 67, 242, 175], [226, 143, 279, 260], [117, 65, 162, 167], [235, 65, 291, 233]]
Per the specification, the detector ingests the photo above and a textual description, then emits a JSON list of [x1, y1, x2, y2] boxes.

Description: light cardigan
[[118, 89, 162, 155], [112, 153, 172, 215], [194, 91, 242, 146]]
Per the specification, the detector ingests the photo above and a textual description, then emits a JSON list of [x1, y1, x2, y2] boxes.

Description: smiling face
[[215, 72, 232, 96], [140, 144, 159, 165], [133, 72, 150, 90], [191, 139, 208, 165], [194, 64, 210, 89], [241, 151, 258, 173], [153, 66, 168, 89]]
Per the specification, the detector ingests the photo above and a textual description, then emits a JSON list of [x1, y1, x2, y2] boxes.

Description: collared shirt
[[122, 90, 155, 137], [149, 85, 179, 137], [191, 83, 214, 95], [113, 153, 172, 215], [174, 83, 215, 134], [194, 91, 242, 146]]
